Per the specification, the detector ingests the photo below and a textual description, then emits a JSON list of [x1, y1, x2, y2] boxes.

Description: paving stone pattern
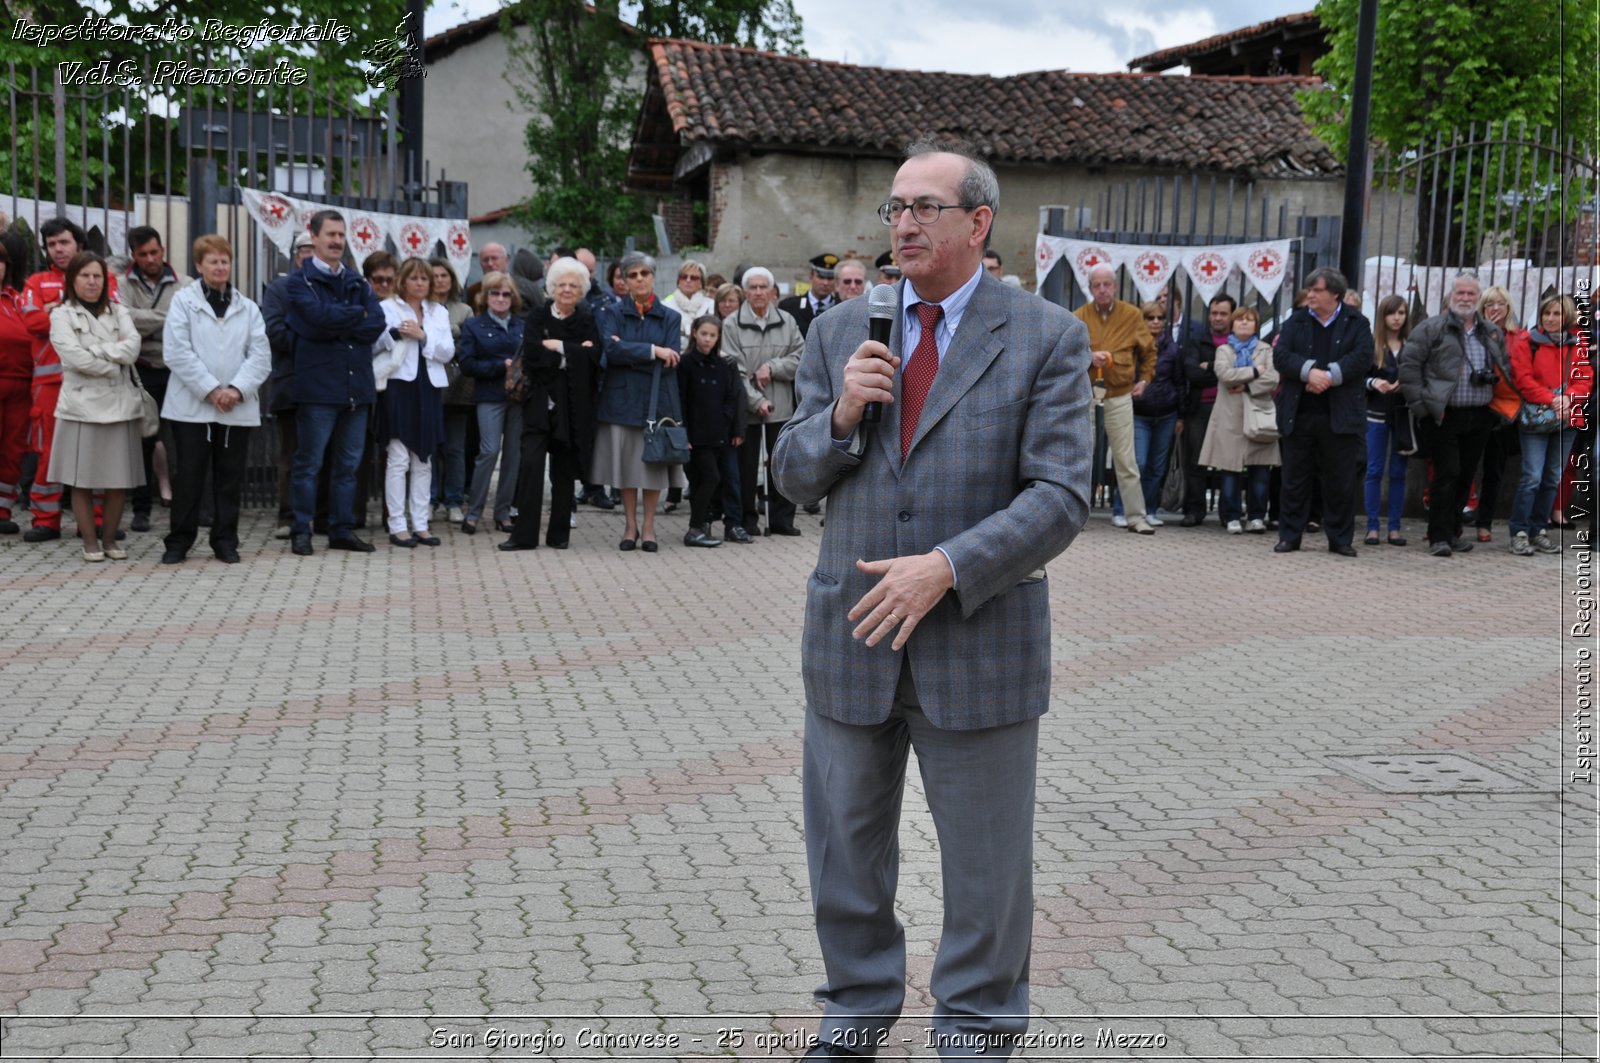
[[0, 503, 1593, 1060]]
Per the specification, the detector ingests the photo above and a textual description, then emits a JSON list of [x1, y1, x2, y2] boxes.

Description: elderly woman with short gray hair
[[593, 251, 682, 552]]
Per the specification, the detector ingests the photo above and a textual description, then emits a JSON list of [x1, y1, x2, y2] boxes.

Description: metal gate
[[4, 59, 471, 509]]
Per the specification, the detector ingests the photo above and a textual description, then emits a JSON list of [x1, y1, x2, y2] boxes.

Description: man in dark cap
[[779, 253, 840, 339], [874, 250, 902, 286]]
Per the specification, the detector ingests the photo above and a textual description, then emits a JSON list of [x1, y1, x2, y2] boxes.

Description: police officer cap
[[874, 250, 901, 277], [809, 253, 840, 278]]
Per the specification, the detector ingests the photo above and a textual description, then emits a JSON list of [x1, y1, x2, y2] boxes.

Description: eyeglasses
[[1144, 316, 1165, 323], [371, 275, 395, 286], [839, 278, 866, 287], [678, 272, 702, 282], [877, 199, 972, 226], [487, 290, 513, 298], [626, 269, 653, 279]]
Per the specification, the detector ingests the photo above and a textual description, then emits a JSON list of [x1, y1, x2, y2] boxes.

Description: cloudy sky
[[423, 0, 1315, 75]]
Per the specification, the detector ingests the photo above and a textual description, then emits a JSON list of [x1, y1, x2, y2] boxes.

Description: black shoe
[[93, 525, 128, 541], [1328, 543, 1358, 557], [22, 525, 59, 542], [803, 501, 822, 514], [0, 519, 17, 534], [805, 1042, 866, 1059], [768, 525, 802, 537], [389, 533, 418, 548], [1178, 514, 1203, 527], [661, 501, 678, 514], [1387, 534, 1408, 546], [1306, 521, 1321, 533], [130, 513, 152, 532], [1449, 537, 1474, 553], [460, 520, 477, 535], [213, 547, 241, 564], [724, 526, 752, 544], [683, 527, 721, 548], [498, 540, 537, 551], [160, 547, 187, 565], [1273, 539, 1301, 553], [415, 535, 441, 547], [495, 519, 514, 533], [546, 541, 569, 550], [290, 534, 314, 556], [589, 493, 615, 510], [640, 538, 659, 553], [619, 536, 637, 552], [328, 534, 376, 553], [1430, 541, 1452, 557]]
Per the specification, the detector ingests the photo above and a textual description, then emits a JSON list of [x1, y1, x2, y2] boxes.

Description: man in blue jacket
[[284, 210, 386, 555]]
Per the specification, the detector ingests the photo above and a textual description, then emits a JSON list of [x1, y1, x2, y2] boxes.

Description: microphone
[[862, 283, 898, 424]]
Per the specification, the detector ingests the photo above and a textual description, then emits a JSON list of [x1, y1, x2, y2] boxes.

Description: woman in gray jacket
[[158, 235, 270, 564]]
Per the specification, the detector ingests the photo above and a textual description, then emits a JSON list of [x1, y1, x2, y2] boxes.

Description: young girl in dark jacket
[[1363, 294, 1410, 545], [676, 315, 740, 547]]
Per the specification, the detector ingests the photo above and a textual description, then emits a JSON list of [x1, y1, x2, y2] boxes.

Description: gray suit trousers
[[804, 662, 1038, 1061]]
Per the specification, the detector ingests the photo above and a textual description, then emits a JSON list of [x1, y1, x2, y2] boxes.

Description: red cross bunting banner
[[1036, 233, 1293, 305], [241, 187, 468, 278]]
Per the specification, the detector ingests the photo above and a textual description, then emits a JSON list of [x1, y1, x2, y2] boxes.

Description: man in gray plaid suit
[[773, 138, 1093, 1060]]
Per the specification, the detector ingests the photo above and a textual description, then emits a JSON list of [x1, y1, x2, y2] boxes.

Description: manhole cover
[[1326, 752, 1540, 794]]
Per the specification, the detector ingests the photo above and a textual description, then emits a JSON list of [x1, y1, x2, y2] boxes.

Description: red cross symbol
[[1038, 246, 1050, 263], [1255, 254, 1276, 273], [357, 226, 374, 243], [406, 230, 423, 249], [1140, 258, 1163, 277], [268, 203, 285, 219], [1197, 259, 1220, 279], [452, 232, 468, 251], [1084, 255, 1100, 267]]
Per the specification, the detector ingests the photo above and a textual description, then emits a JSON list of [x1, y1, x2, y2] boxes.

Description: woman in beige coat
[[1198, 305, 1279, 534], [48, 251, 145, 561]]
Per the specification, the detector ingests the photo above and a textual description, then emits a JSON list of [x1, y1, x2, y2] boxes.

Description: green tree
[[629, 0, 805, 55], [1300, 0, 1598, 264], [504, 0, 805, 251]]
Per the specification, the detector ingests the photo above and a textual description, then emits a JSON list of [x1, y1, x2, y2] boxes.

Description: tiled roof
[[639, 39, 1339, 182], [1127, 11, 1319, 72]]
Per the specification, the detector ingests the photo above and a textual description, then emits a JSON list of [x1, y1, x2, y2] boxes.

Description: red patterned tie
[[900, 302, 944, 459]]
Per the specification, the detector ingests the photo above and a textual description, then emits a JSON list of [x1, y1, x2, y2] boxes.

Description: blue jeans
[[1363, 418, 1408, 532], [291, 403, 370, 537], [1509, 427, 1576, 537], [1112, 413, 1177, 517], [1219, 465, 1271, 523], [431, 407, 469, 507], [467, 401, 522, 524]]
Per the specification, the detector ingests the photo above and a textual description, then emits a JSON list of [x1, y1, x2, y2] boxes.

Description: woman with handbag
[[1198, 305, 1280, 534], [594, 251, 682, 553], [1112, 301, 1185, 527], [458, 270, 526, 535], [1507, 293, 1590, 556], [1363, 295, 1411, 546], [372, 256, 454, 548], [46, 251, 144, 561], [158, 235, 271, 565], [501, 257, 601, 552]]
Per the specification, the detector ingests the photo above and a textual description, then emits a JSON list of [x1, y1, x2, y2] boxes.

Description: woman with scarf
[[500, 256, 601, 551], [1507, 293, 1591, 556], [593, 251, 682, 552], [159, 235, 271, 564], [46, 251, 144, 562], [1198, 305, 1280, 534]]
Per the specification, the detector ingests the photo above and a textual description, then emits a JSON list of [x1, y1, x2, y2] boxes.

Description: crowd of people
[[1081, 267, 1592, 557], [0, 210, 1589, 564]]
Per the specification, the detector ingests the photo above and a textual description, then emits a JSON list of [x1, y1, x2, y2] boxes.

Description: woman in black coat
[[501, 257, 601, 551]]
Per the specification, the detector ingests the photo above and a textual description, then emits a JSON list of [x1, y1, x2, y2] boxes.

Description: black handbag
[[1390, 402, 1427, 459], [642, 361, 689, 465]]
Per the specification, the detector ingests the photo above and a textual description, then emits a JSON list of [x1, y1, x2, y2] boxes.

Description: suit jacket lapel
[[903, 278, 1005, 461]]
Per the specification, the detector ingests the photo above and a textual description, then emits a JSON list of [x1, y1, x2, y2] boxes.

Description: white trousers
[[1102, 393, 1145, 522], [385, 439, 432, 534]]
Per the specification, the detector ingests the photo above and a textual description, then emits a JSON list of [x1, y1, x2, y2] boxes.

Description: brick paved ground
[[0, 495, 1593, 1061]]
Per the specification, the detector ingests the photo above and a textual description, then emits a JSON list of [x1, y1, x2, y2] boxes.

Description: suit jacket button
[[898, 511, 911, 522]]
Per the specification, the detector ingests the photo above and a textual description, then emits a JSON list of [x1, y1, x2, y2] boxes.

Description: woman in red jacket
[[1507, 293, 1592, 555], [0, 237, 48, 535]]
